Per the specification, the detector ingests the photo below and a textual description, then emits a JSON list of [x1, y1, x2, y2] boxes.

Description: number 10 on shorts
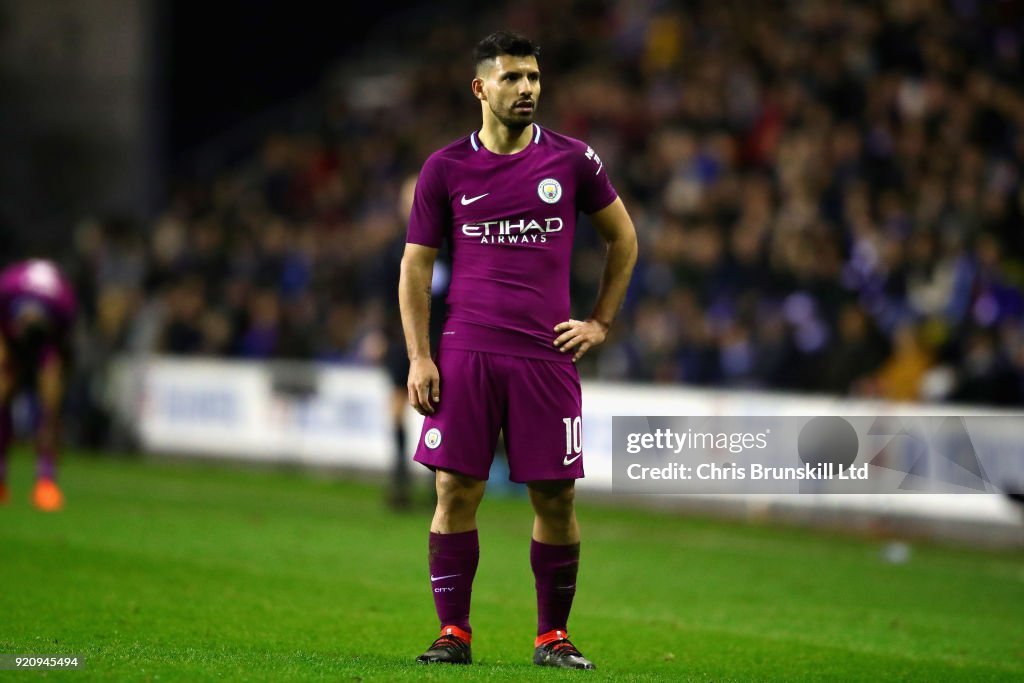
[[562, 416, 582, 456]]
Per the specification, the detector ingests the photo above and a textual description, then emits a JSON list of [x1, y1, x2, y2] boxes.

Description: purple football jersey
[[0, 260, 77, 338], [407, 124, 618, 361]]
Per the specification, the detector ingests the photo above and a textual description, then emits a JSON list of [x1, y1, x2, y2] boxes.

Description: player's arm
[[0, 334, 9, 403], [399, 243, 441, 415], [554, 197, 638, 362]]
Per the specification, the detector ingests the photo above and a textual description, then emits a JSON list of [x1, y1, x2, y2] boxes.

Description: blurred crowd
[[63, 0, 1024, 406]]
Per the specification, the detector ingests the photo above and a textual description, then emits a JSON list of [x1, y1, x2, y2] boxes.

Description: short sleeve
[[406, 154, 451, 248], [576, 143, 618, 215]]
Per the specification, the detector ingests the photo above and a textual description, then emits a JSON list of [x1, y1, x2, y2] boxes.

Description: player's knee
[[38, 366, 63, 408], [437, 489, 475, 515], [435, 471, 485, 516], [529, 481, 576, 519]]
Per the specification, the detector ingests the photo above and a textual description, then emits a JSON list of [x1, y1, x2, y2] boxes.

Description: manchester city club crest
[[537, 178, 562, 203]]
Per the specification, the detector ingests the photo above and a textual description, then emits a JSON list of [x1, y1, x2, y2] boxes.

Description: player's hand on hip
[[408, 357, 441, 416], [553, 318, 608, 363]]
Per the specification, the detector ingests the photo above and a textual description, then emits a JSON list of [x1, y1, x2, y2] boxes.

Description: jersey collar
[[470, 124, 542, 152]]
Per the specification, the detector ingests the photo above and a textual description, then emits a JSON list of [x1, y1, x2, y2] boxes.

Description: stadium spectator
[[33, 0, 1024, 419]]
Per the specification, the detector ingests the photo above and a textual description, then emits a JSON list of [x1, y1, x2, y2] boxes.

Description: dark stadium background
[[5, 0, 1024, 414], [166, 0, 433, 159]]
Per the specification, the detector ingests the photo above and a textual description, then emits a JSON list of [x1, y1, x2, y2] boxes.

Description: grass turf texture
[[1, 451, 1022, 681]]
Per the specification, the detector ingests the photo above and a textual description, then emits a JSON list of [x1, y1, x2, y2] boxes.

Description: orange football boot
[[32, 478, 63, 511]]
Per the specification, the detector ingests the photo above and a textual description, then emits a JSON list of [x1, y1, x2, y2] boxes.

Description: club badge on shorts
[[424, 427, 442, 449]]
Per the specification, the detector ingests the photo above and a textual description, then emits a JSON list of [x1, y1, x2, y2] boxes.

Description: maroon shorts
[[413, 348, 584, 483]]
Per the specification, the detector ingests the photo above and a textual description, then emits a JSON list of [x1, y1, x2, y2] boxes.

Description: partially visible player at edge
[[0, 259, 77, 511], [399, 31, 638, 669]]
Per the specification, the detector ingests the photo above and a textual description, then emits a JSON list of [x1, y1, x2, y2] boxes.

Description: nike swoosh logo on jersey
[[460, 193, 489, 205], [563, 454, 582, 466], [431, 573, 461, 582]]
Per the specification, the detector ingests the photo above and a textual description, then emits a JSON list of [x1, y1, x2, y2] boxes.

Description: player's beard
[[490, 99, 535, 132]]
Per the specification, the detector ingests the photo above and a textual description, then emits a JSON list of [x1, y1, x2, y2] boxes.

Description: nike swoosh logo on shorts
[[460, 193, 489, 205], [563, 454, 582, 466], [431, 573, 461, 582]]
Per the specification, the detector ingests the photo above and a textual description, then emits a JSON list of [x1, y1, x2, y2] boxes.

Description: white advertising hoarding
[[137, 358, 392, 469], [127, 356, 1023, 529]]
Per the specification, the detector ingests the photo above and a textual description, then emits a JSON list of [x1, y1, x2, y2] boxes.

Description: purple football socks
[[531, 540, 580, 635], [428, 530, 479, 633]]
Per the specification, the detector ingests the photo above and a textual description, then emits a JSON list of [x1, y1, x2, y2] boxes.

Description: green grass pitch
[[1, 450, 1023, 681]]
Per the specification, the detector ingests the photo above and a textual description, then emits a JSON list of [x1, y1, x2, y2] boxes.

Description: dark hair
[[473, 31, 540, 68]]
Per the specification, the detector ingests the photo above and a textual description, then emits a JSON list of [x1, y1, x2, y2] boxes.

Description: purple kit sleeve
[[575, 143, 619, 215], [406, 153, 451, 248], [0, 264, 19, 300]]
